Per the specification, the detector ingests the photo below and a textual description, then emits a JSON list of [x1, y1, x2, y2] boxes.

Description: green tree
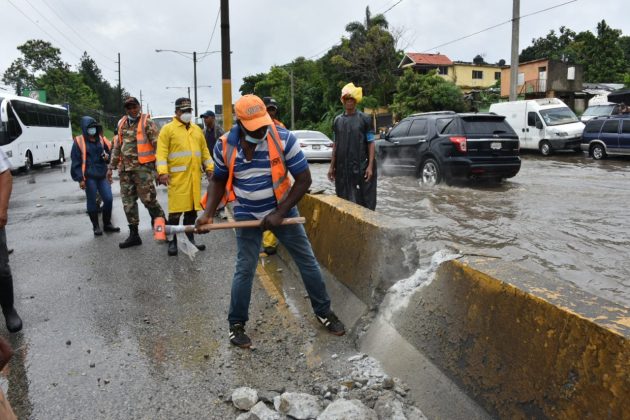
[[2, 40, 67, 94], [391, 69, 467, 118], [473, 54, 487, 65], [583, 20, 626, 82], [78, 52, 121, 121], [519, 27, 577, 62], [37, 67, 101, 128]]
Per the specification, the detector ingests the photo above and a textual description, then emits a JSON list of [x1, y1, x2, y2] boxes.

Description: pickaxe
[[153, 216, 306, 242]]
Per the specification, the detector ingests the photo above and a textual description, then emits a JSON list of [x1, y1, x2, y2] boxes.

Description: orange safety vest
[[201, 125, 291, 210], [74, 134, 112, 181], [116, 114, 155, 163]]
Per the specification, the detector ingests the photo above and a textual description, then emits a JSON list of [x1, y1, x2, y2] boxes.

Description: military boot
[[88, 212, 103, 236], [168, 235, 178, 256], [186, 232, 206, 251], [102, 210, 120, 233], [119, 224, 142, 249], [0, 274, 22, 333]]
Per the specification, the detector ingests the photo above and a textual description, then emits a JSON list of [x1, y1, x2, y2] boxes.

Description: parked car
[[580, 115, 630, 159], [292, 130, 333, 161], [151, 115, 204, 132], [580, 103, 618, 122], [489, 99, 584, 156], [376, 111, 521, 185]]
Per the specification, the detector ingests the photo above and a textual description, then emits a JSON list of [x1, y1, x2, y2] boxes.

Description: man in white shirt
[[0, 149, 22, 333]]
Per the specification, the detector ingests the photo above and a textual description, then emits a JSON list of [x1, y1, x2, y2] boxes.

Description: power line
[[306, 0, 404, 60], [6, 0, 83, 62], [39, 0, 117, 65], [199, 6, 221, 62], [421, 0, 577, 53]]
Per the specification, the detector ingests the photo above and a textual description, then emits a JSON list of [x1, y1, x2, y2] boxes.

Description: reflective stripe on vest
[[116, 114, 155, 164], [74, 134, 111, 181]]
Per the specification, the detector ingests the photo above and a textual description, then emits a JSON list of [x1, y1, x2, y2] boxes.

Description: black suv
[[376, 111, 521, 185]]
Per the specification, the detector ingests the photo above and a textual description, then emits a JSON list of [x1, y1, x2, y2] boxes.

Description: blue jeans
[[228, 208, 331, 325], [85, 177, 113, 213]]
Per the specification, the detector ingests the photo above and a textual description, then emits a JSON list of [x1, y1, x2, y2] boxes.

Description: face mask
[[127, 114, 137, 123], [244, 127, 268, 144], [180, 113, 192, 123], [87, 127, 97, 136]]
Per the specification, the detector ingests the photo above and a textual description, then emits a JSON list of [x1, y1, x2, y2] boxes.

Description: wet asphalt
[[1, 164, 361, 419]]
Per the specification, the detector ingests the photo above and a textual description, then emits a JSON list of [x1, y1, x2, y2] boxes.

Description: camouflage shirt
[[109, 115, 159, 172]]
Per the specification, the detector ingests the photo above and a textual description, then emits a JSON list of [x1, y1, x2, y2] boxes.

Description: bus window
[[6, 104, 22, 143]]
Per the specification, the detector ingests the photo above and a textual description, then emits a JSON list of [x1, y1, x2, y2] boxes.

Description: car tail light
[[299, 142, 307, 148], [325, 143, 333, 148], [449, 136, 467, 152]]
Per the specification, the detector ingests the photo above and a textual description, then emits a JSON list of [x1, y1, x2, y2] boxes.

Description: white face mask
[[180, 112, 192, 123], [87, 127, 97, 136], [244, 127, 268, 144]]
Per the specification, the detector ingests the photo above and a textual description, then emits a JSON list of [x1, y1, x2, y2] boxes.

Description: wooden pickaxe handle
[[165, 217, 306, 234]]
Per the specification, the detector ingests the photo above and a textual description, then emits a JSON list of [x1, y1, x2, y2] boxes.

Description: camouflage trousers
[[119, 170, 165, 226]]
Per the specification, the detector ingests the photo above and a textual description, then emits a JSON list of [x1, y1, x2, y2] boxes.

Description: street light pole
[[155, 49, 219, 116]]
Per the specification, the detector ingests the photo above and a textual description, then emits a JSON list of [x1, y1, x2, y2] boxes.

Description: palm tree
[[345, 6, 389, 41]]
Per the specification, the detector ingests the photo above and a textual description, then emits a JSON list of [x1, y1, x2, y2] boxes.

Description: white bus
[[0, 93, 73, 170]]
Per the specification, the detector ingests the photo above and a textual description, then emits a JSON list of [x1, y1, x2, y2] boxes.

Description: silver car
[[293, 130, 333, 161]]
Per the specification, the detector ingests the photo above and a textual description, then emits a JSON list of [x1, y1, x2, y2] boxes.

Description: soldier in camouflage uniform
[[107, 97, 165, 248]]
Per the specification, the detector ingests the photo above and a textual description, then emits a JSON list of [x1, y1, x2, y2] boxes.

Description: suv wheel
[[591, 144, 606, 160], [539, 140, 552, 156], [420, 158, 441, 185]]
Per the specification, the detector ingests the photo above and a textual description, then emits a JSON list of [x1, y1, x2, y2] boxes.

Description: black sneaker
[[316, 311, 345, 336], [229, 323, 252, 348]]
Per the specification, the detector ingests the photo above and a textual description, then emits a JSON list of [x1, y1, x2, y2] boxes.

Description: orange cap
[[235, 95, 273, 131]]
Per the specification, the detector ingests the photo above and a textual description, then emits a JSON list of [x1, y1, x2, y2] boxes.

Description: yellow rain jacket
[[156, 118, 213, 213]]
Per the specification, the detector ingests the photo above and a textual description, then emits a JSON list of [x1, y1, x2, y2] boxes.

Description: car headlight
[[556, 132, 569, 137]]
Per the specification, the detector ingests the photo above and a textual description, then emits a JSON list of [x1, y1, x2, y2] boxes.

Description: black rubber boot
[[0, 274, 22, 333], [88, 212, 103, 236], [102, 210, 120, 233], [186, 232, 206, 251], [119, 224, 142, 249], [168, 235, 178, 256]]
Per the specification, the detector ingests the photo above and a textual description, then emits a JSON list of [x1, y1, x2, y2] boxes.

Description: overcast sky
[[1, 0, 628, 117]]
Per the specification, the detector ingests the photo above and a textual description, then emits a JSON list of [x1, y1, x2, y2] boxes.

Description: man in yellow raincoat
[[157, 98, 214, 256]]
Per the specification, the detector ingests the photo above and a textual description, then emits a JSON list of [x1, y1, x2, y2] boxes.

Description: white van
[[489, 98, 584, 155]]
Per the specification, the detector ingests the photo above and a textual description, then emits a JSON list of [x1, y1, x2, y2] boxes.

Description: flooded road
[[310, 152, 630, 308]]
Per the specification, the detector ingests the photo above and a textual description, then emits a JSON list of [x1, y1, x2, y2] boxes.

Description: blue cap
[[200, 110, 215, 118]]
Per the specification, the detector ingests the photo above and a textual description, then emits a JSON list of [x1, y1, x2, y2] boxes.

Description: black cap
[[124, 96, 140, 107], [263, 97, 278, 110], [200, 110, 215, 118], [175, 97, 193, 111]]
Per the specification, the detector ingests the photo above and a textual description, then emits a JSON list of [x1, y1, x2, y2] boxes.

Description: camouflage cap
[[124, 96, 140, 107], [175, 97, 193, 111]]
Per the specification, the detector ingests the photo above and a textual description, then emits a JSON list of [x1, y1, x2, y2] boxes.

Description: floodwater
[[310, 152, 630, 308]]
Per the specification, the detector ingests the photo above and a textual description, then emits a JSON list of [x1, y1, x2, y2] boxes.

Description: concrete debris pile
[[230, 354, 427, 419]]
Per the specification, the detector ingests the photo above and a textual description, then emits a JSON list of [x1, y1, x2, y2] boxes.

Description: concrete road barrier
[[297, 194, 630, 419], [298, 194, 416, 306]]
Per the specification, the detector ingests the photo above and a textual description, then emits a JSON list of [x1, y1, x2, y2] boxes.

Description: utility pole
[[193, 51, 198, 116], [509, 0, 520, 101], [188, 87, 191, 99], [221, 0, 233, 130], [290, 69, 295, 130], [139, 90, 143, 110], [116, 53, 122, 108]]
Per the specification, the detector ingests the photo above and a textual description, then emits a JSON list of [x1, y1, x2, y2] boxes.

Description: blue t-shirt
[[213, 125, 308, 219]]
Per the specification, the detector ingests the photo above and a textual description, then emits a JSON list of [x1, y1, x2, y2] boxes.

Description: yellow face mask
[[340, 83, 363, 104]]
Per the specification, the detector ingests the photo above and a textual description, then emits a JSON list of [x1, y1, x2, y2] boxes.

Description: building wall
[[451, 64, 503, 90], [500, 59, 549, 97]]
